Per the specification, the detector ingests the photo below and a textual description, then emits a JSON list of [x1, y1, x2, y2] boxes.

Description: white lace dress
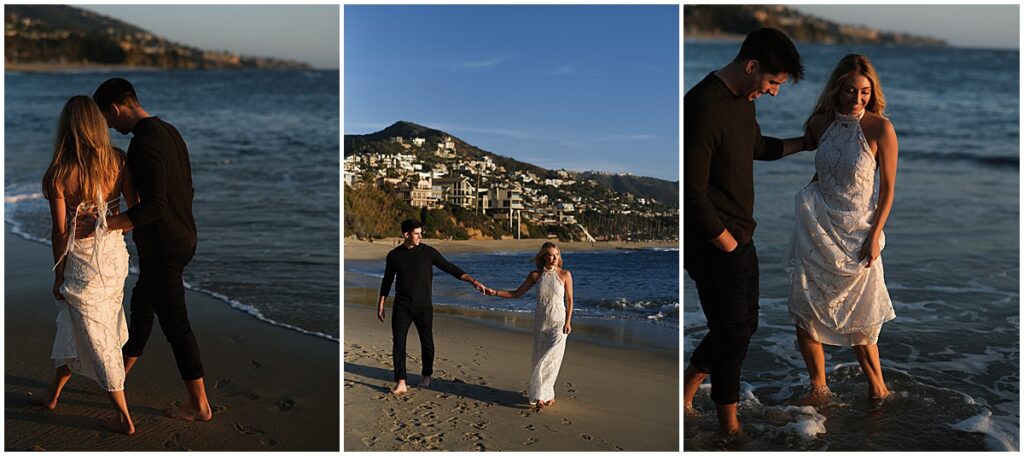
[[786, 110, 895, 346], [51, 198, 130, 391], [528, 267, 568, 403]]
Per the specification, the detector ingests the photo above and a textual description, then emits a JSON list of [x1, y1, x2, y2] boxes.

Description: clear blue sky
[[792, 5, 1019, 50], [80, 5, 339, 69], [344, 5, 680, 181]]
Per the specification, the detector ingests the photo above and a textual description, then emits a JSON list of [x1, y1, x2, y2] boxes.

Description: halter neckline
[[835, 109, 866, 123]]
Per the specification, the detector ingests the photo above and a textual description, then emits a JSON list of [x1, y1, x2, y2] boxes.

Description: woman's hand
[[562, 321, 572, 335], [858, 236, 881, 268], [485, 288, 498, 297], [52, 275, 65, 301]]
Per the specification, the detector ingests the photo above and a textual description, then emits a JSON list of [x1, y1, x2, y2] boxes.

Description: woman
[[33, 95, 140, 434], [485, 242, 574, 408], [786, 54, 898, 402]]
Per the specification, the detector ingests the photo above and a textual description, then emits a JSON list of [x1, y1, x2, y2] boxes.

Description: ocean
[[346, 246, 679, 352], [684, 42, 1019, 450], [5, 70, 340, 340]]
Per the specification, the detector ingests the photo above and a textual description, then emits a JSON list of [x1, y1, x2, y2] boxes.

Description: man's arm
[[378, 253, 397, 321], [116, 142, 168, 231], [431, 248, 486, 292], [683, 99, 729, 247]]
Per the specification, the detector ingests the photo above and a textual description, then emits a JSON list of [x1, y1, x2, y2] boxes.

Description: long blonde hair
[[804, 54, 887, 136], [533, 242, 563, 271], [42, 96, 122, 206]]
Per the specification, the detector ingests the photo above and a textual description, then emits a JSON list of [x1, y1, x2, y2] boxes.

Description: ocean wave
[[903, 150, 1018, 170], [5, 192, 44, 203]]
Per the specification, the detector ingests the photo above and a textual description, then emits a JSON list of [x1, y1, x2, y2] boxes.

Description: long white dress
[[51, 197, 130, 392], [528, 267, 567, 403], [786, 110, 895, 346]]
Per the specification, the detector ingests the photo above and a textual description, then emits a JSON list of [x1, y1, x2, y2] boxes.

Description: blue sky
[[792, 5, 1018, 50], [80, 5, 339, 69], [344, 5, 680, 181]]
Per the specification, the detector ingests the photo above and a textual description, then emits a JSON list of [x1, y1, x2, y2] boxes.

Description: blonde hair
[[533, 242, 563, 271], [42, 96, 122, 207], [804, 54, 887, 136]]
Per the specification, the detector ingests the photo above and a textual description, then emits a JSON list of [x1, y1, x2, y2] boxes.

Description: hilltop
[[684, 5, 946, 46], [344, 121, 678, 241], [5, 5, 311, 70]]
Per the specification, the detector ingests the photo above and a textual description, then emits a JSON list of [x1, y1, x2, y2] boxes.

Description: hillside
[[684, 5, 946, 46], [5, 5, 311, 70]]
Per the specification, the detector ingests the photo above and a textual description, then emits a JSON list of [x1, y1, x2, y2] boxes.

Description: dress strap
[[52, 198, 113, 287]]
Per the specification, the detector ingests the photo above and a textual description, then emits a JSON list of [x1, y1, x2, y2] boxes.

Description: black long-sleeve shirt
[[379, 243, 467, 308], [684, 72, 784, 246], [125, 117, 197, 254]]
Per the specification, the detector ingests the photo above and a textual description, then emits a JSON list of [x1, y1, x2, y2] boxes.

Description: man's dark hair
[[401, 219, 422, 234], [92, 78, 140, 112], [733, 27, 805, 83]]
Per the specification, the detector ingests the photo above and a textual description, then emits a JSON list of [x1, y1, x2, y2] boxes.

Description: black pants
[[391, 304, 434, 381], [685, 240, 760, 405], [122, 246, 205, 381]]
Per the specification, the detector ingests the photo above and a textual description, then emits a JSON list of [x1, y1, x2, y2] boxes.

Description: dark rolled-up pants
[[391, 303, 434, 381], [685, 239, 760, 405], [122, 245, 205, 381]]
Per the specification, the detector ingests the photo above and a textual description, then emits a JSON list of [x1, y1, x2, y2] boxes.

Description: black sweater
[[125, 117, 197, 254], [379, 243, 467, 308], [684, 72, 784, 246]]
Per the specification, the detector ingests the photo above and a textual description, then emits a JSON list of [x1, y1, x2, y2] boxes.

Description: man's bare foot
[[416, 376, 431, 388], [392, 381, 409, 395], [101, 414, 135, 435], [27, 391, 57, 410], [163, 402, 213, 422]]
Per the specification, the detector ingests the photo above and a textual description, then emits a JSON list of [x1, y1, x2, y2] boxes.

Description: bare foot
[[684, 403, 699, 417], [163, 402, 213, 422], [542, 399, 555, 407], [796, 384, 832, 406], [27, 391, 57, 410], [101, 414, 136, 435], [392, 381, 408, 395], [416, 376, 431, 389]]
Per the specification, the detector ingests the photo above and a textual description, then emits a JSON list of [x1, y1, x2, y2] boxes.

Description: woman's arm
[[47, 189, 68, 300], [490, 271, 539, 298], [562, 270, 574, 335], [861, 119, 899, 267]]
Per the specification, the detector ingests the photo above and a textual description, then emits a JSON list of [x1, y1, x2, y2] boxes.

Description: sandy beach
[[4, 228, 339, 451], [344, 237, 678, 261], [344, 291, 679, 451]]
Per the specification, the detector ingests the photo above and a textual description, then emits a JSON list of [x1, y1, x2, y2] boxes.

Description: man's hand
[[710, 228, 739, 253], [473, 280, 487, 293], [74, 213, 98, 238]]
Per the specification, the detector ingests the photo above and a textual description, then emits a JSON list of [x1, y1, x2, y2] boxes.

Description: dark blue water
[[5, 70, 340, 340], [346, 247, 679, 348], [684, 42, 1019, 450]]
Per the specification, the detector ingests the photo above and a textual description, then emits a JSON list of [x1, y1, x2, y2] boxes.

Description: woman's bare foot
[[163, 402, 213, 422], [101, 413, 135, 435], [869, 385, 892, 401], [28, 391, 57, 410], [796, 384, 832, 406]]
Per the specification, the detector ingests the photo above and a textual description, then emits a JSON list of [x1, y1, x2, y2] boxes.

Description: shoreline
[[344, 237, 678, 261], [345, 287, 678, 354], [4, 227, 339, 450], [343, 299, 679, 451]]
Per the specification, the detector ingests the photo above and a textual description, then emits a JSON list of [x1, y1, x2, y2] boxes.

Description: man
[[683, 27, 810, 435], [88, 78, 211, 421], [378, 219, 487, 395]]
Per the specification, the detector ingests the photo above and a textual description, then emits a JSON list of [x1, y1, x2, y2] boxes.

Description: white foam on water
[[5, 192, 44, 203], [950, 409, 1019, 451]]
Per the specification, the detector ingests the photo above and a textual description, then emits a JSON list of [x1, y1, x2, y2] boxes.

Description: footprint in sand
[[561, 418, 572, 425], [212, 405, 228, 414], [580, 433, 593, 441], [523, 437, 538, 445], [523, 423, 535, 431], [473, 442, 487, 451], [250, 360, 262, 369], [470, 421, 489, 430], [233, 424, 277, 447], [274, 398, 295, 411], [163, 432, 183, 449], [463, 432, 484, 441], [215, 379, 232, 389], [362, 435, 377, 447]]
